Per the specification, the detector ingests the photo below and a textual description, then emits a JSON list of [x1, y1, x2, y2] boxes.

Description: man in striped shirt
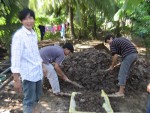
[[105, 34, 138, 97]]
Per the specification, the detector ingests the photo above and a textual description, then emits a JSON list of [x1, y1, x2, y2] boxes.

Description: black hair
[[63, 43, 74, 53], [105, 34, 115, 43], [18, 8, 35, 21]]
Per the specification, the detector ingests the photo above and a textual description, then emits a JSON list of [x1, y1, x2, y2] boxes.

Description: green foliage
[[132, 2, 150, 36], [44, 32, 60, 40], [126, 0, 144, 14], [0, 17, 6, 25], [131, 1, 150, 57], [0, 0, 149, 56], [0, 0, 28, 54], [0, 24, 21, 52], [114, 0, 144, 21]]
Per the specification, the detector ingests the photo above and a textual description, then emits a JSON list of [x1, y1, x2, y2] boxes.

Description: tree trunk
[[114, 21, 121, 37], [81, 5, 88, 39], [92, 14, 97, 38], [69, 6, 76, 39]]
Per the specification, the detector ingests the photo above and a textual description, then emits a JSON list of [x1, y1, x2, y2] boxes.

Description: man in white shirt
[[11, 8, 45, 113]]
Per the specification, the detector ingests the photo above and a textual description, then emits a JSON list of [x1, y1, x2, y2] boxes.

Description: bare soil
[[0, 40, 150, 113], [43, 42, 150, 113], [74, 91, 106, 112]]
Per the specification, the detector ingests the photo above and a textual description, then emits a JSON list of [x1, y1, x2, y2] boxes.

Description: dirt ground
[[74, 91, 105, 112], [0, 40, 150, 113], [0, 85, 71, 113]]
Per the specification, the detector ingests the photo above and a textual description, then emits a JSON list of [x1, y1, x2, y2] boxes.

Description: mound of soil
[[43, 45, 150, 112], [61, 48, 149, 93], [44, 47, 149, 93], [74, 91, 106, 112]]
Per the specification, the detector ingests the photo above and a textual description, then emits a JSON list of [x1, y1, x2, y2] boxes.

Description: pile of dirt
[[74, 91, 105, 112], [42, 48, 150, 94], [58, 48, 149, 93], [60, 48, 112, 91], [43, 46, 149, 112]]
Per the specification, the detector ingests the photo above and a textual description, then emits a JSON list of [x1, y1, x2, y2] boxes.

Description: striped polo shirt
[[110, 38, 137, 59]]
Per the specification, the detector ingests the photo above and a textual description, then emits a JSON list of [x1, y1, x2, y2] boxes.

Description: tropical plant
[[131, 1, 150, 58], [0, 0, 28, 53]]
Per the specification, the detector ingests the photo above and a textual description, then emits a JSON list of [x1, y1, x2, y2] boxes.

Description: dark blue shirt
[[110, 38, 137, 59]]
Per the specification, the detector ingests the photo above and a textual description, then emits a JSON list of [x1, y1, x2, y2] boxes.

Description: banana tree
[[0, 0, 28, 51], [113, 0, 144, 37]]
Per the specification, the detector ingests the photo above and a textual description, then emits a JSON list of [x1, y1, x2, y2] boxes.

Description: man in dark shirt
[[105, 34, 138, 97]]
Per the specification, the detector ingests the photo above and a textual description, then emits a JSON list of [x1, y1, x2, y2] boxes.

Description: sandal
[[54, 92, 64, 96], [54, 92, 71, 96], [108, 92, 125, 97]]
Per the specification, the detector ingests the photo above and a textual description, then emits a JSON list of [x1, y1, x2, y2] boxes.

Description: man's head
[[18, 8, 35, 31], [63, 43, 74, 55], [105, 34, 115, 44]]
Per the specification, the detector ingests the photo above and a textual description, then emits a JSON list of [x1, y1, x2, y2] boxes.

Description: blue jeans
[[23, 80, 42, 113], [147, 94, 150, 113], [118, 53, 138, 86]]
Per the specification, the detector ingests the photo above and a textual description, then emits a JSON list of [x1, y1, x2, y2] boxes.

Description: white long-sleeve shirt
[[11, 26, 43, 82]]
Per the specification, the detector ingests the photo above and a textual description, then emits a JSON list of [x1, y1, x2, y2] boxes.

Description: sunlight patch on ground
[[137, 47, 146, 55]]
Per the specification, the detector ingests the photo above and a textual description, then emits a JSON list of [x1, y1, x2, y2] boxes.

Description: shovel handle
[[67, 79, 84, 88]]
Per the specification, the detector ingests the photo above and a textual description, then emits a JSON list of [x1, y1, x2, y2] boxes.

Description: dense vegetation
[[0, 0, 149, 57]]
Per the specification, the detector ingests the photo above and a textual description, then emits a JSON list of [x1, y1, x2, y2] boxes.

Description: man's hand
[[147, 83, 150, 93], [105, 66, 114, 72], [114, 62, 121, 68], [12, 73, 22, 94], [62, 75, 69, 82]]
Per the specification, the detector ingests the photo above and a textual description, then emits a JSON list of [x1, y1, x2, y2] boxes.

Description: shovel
[[67, 79, 84, 88]]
